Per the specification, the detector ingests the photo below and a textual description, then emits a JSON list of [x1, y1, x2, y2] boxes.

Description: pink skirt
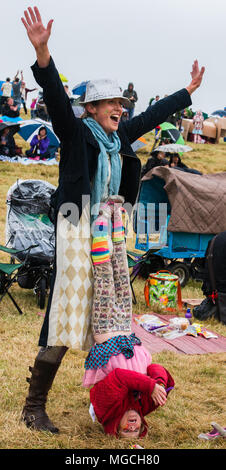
[[82, 344, 152, 388]]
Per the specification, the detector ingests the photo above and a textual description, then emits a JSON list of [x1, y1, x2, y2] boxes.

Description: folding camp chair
[[0, 244, 37, 315], [127, 249, 160, 305], [127, 251, 145, 305]]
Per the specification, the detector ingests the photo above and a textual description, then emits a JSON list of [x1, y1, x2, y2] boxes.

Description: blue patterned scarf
[[83, 117, 121, 219]]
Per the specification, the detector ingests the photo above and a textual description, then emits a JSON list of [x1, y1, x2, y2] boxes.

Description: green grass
[[0, 123, 226, 450]]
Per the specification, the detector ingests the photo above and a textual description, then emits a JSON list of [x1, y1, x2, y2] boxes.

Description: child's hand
[[151, 383, 167, 406]]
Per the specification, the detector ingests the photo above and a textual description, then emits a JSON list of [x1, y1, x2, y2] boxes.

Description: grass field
[[0, 115, 226, 450]]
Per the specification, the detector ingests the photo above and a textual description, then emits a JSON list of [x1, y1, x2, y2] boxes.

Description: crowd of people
[[149, 92, 207, 141], [0, 70, 56, 159], [0, 51, 206, 164], [0, 70, 38, 117], [141, 146, 203, 178], [0, 76, 204, 163]]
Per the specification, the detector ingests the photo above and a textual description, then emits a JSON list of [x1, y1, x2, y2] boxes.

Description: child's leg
[[91, 202, 131, 343], [91, 203, 113, 336], [111, 202, 132, 332], [91, 260, 116, 338], [91, 203, 112, 265]]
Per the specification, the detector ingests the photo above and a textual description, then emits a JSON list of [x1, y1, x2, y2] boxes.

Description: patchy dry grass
[[0, 127, 226, 450]]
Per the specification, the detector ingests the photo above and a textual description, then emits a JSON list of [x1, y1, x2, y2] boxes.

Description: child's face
[[39, 129, 46, 139], [118, 410, 142, 438], [85, 98, 123, 135]]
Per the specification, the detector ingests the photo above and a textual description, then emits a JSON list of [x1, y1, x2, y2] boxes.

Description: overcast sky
[[2, 0, 226, 114]]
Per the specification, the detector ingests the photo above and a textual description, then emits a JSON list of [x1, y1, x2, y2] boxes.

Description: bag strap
[[206, 235, 220, 320], [177, 281, 183, 310], [207, 236, 217, 293], [144, 279, 150, 307], [151, 270, 178, 281], [156, 270, 171, 274]]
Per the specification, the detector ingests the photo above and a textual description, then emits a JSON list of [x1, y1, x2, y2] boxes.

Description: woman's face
[[86, 98, 123, 134], [39, 129, 46, 139], [157, 151, 165, 160], [118, 410, 142, 438], [172, 156, 179, 164]]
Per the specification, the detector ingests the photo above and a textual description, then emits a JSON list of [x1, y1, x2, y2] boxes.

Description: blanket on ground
[[0, 155, 58, 165], [132, 314, 226, 355]]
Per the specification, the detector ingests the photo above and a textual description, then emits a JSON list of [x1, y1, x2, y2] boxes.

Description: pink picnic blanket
[[132, 314, 226, 355]]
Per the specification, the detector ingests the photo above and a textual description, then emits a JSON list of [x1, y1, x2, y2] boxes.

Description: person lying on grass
[[83, 197, 174, 438]]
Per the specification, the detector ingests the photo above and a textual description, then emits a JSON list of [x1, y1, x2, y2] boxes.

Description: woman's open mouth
[[110, 114, 120, 123]]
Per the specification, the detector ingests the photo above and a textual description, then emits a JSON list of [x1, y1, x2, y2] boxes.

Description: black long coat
[[31, 58, 192, 347]]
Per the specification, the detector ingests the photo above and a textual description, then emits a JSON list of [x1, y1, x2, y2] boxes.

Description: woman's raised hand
[[186, 60, 205, 95], [21, 6, 53, 67], [21, 6, 53, 49]]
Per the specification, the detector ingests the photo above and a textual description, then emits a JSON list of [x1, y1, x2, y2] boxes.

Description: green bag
[[144, 270, 182, 311]]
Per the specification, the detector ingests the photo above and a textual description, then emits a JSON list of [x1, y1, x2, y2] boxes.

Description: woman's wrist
[[186, 85, 194, 95], [35, 45, 51, 68]]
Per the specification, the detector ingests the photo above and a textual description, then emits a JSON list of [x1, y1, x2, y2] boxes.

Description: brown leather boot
[[21, 359, 61, 433]]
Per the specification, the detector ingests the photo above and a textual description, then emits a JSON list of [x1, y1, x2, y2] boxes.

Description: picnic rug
[[132, 314, 226, 355], [0, 155, 58, 165]]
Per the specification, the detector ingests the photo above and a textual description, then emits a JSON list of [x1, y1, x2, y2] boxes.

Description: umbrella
[[18, 119, 60, 148], [72, 105, 84, 118], [72, 81, 88, 96], [159, 122, 185, 145], [0, 121, 21, 135], [59, 73, 68, 83], [131, 137, 147, 152], [153, 143, 192, 153], [211, 110, 226, 118]]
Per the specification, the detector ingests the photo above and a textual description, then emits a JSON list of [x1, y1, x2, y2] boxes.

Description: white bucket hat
[[79, 79, 130, 106]]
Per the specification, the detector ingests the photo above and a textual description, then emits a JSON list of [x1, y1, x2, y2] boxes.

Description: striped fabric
[[91, 236, 110, 264], [112, 220, 125, 243]]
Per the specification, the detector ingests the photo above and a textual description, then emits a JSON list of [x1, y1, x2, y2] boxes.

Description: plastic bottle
[[185, 307, 192, 324]]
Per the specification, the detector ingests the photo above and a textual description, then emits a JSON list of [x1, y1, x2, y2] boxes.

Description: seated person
[[141, 149, 169, 178], [36, 96, 49, 121], [1, 97, 19, 118], [169, 153, 188, 169], [193, 232, 226, 325], [83, 197, 174, 439], [25, 126, 50, 160], [169, 152, 202, 175], [0, 128, 16, 156]]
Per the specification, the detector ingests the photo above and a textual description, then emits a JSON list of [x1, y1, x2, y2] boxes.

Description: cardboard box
[[182, 118, 217, 141]]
